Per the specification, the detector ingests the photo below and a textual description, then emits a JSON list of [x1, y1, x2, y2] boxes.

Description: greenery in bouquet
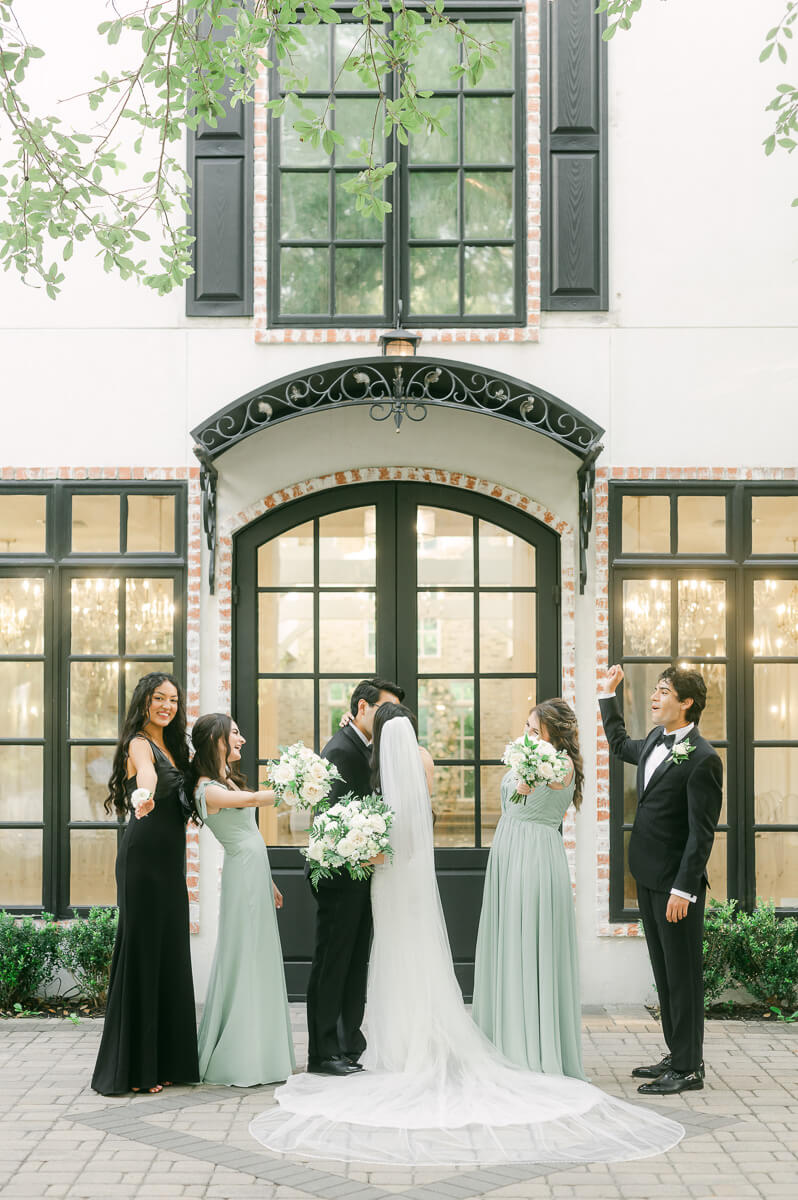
[[304, 792, 394, 888], [501, 733, 571, 803], [263, 742, 341, 810]]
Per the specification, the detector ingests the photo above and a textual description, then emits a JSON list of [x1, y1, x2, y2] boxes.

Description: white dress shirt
[[599, 696, 698, 904]]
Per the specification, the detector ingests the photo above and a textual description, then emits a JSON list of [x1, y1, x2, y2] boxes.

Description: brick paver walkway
[[1, 1005, 795, 1199]]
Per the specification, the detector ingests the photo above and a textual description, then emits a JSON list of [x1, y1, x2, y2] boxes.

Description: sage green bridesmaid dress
[[472, 770, 586, 1080], [196, 780, 295, 1085]]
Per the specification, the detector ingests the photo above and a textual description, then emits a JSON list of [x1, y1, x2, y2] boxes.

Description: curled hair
[[370, 702, 418, 791], [658, 666, 707, 725], [105, 673, 191, 819], [186, 712, 249, 801], [531, 698, 584, 811]]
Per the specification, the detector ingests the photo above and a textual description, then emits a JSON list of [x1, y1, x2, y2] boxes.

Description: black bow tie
[[657, 732, 676, 750]]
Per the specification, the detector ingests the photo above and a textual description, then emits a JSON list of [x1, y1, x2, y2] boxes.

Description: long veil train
[[250, 717, 683, 1166]]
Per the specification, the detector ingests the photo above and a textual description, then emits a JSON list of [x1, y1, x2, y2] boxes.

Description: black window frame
[[0, 481, 188, 918], [608, 480, 798, 922], [266, 1, 527, 329]]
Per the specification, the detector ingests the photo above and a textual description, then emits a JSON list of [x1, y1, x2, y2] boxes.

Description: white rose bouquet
[[303, 792, 394, 887], [501, 733, 571, 803], [263, 742, 342, 810]]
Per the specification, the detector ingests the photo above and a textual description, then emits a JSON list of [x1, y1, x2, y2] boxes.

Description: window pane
[[480, 764, 506, 847], [0, 577, 44, 654], [752, 496, 798, 554], [70, 829, 117, 907], [72, 494, 120, 552], [479, 677, 536, 759], [124, 660, 173, 713], [685, 662, 726, 740], [260, 800, 312, 849], [70, 661, 119, 739], [336, 175, 382, 241], [464, 98, 512, 163], [0, 745, 43, 822], [0, 830, 42, 905], [126, 578, 174, 655], [410, 172, 459, 239], [706, 830, 727, 901], [334, 22, 385, 91], [755, 831, 798, 907], [623, 763, 638, 823], [464, 172, 513, 238], [287, 25, 329, 90], [335, 247, 383, 316], [622, 830, 637, 908], [417, 507, 473, 586], [716, 746, 728, 825], [753, 578, 798, 657], [677, 579, 726, 657], [434, 764, 475, 847], [0, 494, 47, 553], [280, 172, 329, 241], [621, 495, 670, 554], [463, 22, 514, 90], [71, 577, 119, 655], [479, 522, 535, 587], [619, 663, 663, 738], [479, 592, 535, 672], [755, 748, 798, 824], [623, 579, 671, 657], [319, 508, 376, 587], [258, 523, 314, 588], [410, 246, 459, 314], [71, 745, 115, 821], [754, 664, 798, 739], [258, 678, 314, 760], [281, 246, 329, 314], [464, 245, 514, 315], [409, 98, 458, 164], [127, 495, 175, 553], [335, 99, 383, 165], [0, 662, 43, 737], [412, 26, 459, 90], [418, 591, 473, 672], [319, 678, 363, 749], [418, 679, 474, 759], [280, 99, 329, 165], [319, 592, 376, 673], [677, 496, 725, 554], [258, 592, 313, 673]]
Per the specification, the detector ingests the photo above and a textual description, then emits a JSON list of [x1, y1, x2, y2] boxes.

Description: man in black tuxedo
[[599, 664, 722, 1095], [305, 677, 404, 1076]]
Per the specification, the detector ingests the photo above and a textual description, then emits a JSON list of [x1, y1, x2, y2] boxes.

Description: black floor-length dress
[[92, 740, 199, 1094]]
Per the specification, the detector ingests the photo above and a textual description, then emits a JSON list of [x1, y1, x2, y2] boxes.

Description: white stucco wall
[[1, 0, 796, 1003]]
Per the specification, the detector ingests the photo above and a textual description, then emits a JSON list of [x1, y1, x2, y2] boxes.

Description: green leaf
[[778, 43, 788, 63], [760, 43, 775, 61]]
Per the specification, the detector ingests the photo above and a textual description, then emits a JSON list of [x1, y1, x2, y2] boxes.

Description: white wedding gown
[[249, 718, 683, 1166]]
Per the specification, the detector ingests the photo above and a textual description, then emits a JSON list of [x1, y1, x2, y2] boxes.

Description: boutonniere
[[669, 741, 696, 765]]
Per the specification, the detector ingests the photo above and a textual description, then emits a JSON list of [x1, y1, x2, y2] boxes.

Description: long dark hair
[[186, 712, 249, 798], [370, 702, 418, 791], [531, 698, 584, 811], [105, 672, 190, 818]]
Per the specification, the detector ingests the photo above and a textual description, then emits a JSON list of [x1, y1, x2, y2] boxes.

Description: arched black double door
[[234, 482, 561, 997]]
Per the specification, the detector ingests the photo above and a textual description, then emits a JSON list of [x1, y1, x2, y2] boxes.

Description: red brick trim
[[252, 1, 541, 345]]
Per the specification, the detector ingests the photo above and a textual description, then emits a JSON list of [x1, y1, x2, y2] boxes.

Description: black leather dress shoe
[[306, 1056, 361, 1077], [637, 1065, 705, 1095], [631, 1053, 672, 1079], [343, 1054, 364, 1070]]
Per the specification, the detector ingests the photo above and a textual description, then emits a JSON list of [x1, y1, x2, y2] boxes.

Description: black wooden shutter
[[541, 0, 608, 311], [186, 86, 254, 316]]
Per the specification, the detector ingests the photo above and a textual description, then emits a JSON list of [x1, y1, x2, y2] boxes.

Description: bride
[[250, 705, 683, 1166]]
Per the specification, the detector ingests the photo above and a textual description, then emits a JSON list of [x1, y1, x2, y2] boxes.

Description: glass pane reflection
[[318, 592, 376, 673], [72, 494, 120, 552], [0, 829, 42, 905], [418, 679, 474, 760], [0, 578, 45, 654], [479, 521, 535, 587], [706, 831, 727, 901], [258, 678, 314, 761], [479, 678, 536, 759], [71, 578, 119, 655], [755, 748, 798, 824], [623, 579, 670, 657], [755, 831, 798, 907], [751, 496, 798, 554], [127, 495, 175, 552], [623, 830, 637, 908], [126, 578, 174, 655], [70, 661, 119, 739], [417, 507, 473, 586], [479, 592, 535, 672], [418, 591, 473, 672], [432, 764, 475, 847], [678, 579, 726, 657], [319, 679, 363, 749], [0, 662, 44, 738], [480, 763, 507, 848], [258, 522, 314, 587], [686, 662, 726, 740], [0, 745, 43, 822], [259, 592, 314, 673], [754, 664, 798, 739], [319, 508, 376, 587], [621, 495, 670, 554], [0, 494, 46, 553], [678, 495, 726, 554], [71, 745, 116, 821], [70, 829, 117, 906], [753, 579, 798, 657]]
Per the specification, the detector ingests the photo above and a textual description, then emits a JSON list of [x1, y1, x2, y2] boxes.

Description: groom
[[600, 664, 722, 1095], [305, 677, 404, 1076]]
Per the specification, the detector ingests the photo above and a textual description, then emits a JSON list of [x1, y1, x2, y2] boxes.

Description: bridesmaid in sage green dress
[[189, 713, 295, 1086], [472, 698, 586, 1080]]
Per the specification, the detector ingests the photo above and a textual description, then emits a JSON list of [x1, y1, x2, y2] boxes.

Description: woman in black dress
[[92, 672, 200, 1095]]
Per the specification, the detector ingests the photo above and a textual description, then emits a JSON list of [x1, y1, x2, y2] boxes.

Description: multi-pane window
[[269, 8, 524, 326], [609, 484, 798, 919], [0, 484, 186, 915]]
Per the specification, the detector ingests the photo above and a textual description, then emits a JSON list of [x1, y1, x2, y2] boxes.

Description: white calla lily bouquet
[[501, 733, 571, 803], [303, 792, 395, 887], [263, 742, 342, 810]]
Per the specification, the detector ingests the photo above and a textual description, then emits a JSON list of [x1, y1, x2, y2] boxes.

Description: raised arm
[[598, 665, 647, 766], [200, 780, 277, 816]]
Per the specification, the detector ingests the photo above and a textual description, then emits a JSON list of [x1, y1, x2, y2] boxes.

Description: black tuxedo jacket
[[313, 723, 373, 890], [599, 695, 723, 895]]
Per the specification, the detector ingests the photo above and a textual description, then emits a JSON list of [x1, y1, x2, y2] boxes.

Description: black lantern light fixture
[[378, 300, 421, 358]]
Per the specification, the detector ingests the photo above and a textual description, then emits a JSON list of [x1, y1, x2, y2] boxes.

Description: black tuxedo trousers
[[305, 725, 374, 1063]]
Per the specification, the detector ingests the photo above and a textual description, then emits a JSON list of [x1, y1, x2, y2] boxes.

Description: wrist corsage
[[131, 787, 153, 809]]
